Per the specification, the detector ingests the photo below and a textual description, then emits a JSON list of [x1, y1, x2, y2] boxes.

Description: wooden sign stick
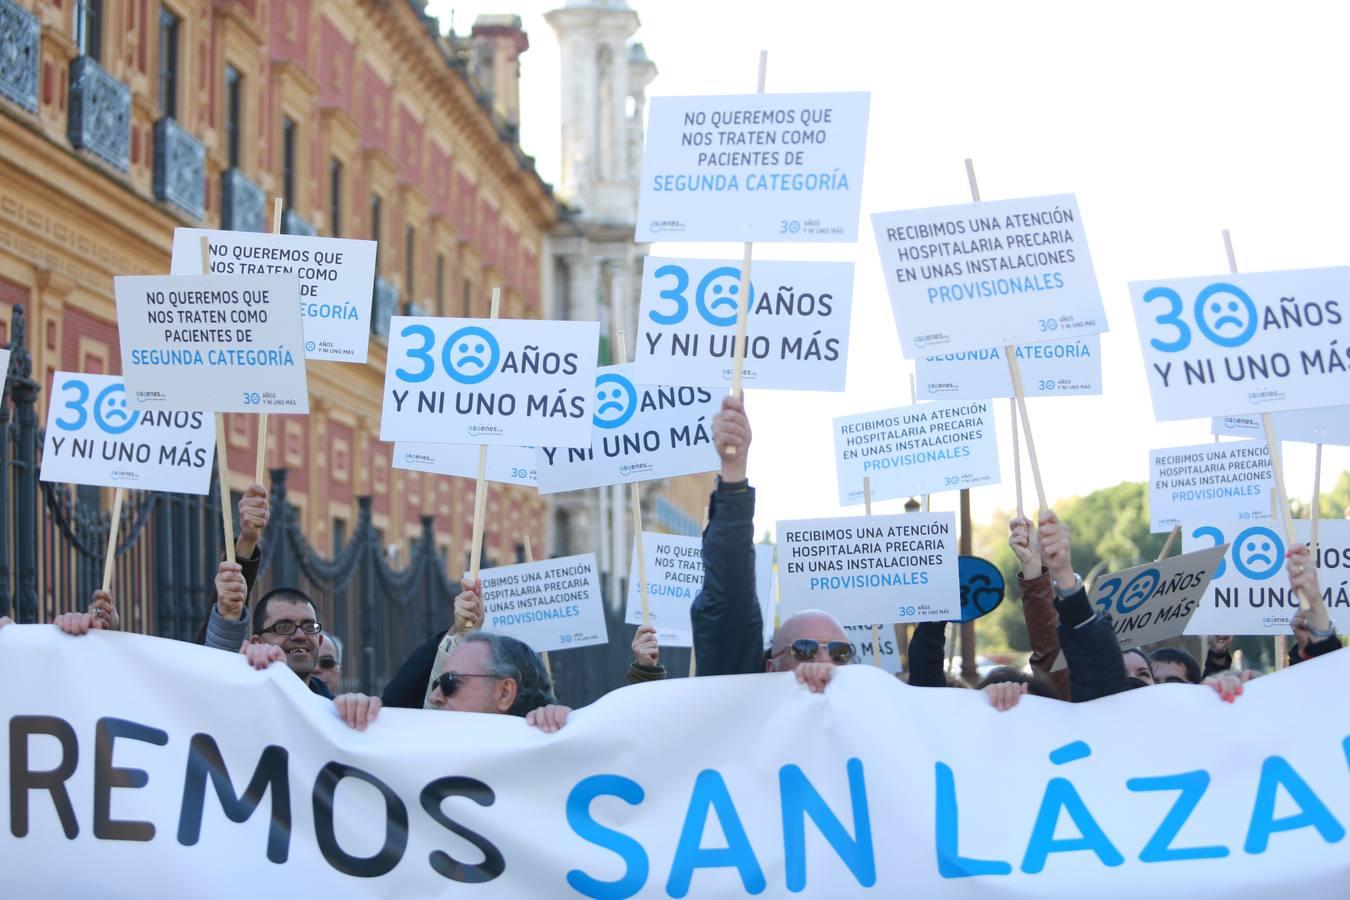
[[1010, 397, 1024, 520], [1223, 230, 1310, 611], [862, 476, 883, 668], [1310, 443, 1323, 556], [201, 237, 236, 565], [965, 159, 1048, 513], [524, 533, 552, 680], [725, 50, 769, 457], [615, 330, 651, 626], [467, 288, 502, 585], [1157, 526, 1181, 561], [907, 374, 931, 512], [100, 488, 125, 593], [254, 197, 284, 486]]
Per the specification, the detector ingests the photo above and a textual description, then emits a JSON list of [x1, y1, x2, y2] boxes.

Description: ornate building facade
[[0, 0, 557, 575]]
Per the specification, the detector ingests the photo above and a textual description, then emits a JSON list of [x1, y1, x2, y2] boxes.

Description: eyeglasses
[[434, 671, 501, 698], [317, 656, 338, 669], [772, 639, 854, 664], [259, 619, 322, 636]]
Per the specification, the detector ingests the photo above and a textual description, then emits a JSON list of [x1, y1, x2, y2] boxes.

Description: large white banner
[[1129, 267, 1350, 420], [872, 194, 1106, 357], [535, 366, 723, 494], [833, 400, 999, 505], [633, 258, 853, 391], [40, 372, 214, 494], [915, 335, 1103, 400], [1183, 518, 1350, 635], [171, 228, 377, 363], [115, 274, 310, 413], [380, 317, 599, 448], [1, 627, 1347, 898], [1148, 440, 1273, 533], [636, 92, 871, 243]]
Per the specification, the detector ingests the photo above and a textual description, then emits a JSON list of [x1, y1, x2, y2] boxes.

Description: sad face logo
[[593, 373, 638, 430], [1116, 569, 1160, 614], [1194, 283, 1258, 348], [443, 326, 500, 385], [695, 266, 750, 327], [1232, 525, 1284, 580], [93, 384, 140, 435]]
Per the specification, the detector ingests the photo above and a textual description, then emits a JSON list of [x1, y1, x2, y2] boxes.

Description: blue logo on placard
[[1232, 525, 1283, 580], [1194, 283, 1258, 348], [444, 326, 500, 385], [695, 266, 747, 327], [954, 556, 1005, 623], [593, 373, 638, 429], [1117, 569, 1160, 614], [93, 383, 140, 435]]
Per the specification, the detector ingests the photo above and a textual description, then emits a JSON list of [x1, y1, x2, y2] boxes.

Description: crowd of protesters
[[5, 396, 1341, 733]]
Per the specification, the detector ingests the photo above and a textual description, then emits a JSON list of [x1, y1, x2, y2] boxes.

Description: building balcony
[[152, 118, 205, 220], [221, 168, 265, 232], [68, 56, 131, 172], [0, 0, 39, 113], [372, 277, 397, 337], [282, 209, 315, 236]]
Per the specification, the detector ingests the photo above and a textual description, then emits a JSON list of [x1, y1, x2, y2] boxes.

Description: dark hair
[[1148, 646, 1201, 684], [462, 631, 556, 716], [1122, 648, 1154, 678], [252, 587, 317, 636], [976, 666, 1061, 700]]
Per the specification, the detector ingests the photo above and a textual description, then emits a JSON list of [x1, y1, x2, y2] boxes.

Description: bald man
[[692, 397, 854, 692]]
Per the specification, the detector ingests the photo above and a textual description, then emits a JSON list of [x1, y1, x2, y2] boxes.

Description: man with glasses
[[693, 395, 854, 693], [332, 631, 572, 733], [238, 588, 333, 699]]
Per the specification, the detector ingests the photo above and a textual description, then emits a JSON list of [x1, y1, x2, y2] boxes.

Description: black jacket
[[1055, 586, 1129, 702], [691, 484, 764, 677], [381, 630, 444, 709], [906, 620, 948, 688]]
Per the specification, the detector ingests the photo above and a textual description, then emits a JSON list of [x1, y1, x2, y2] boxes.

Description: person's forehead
[[318, 636, 336, 654], [263, 599, 316, 626], [782, 615, 846, 642], [445, 640, 490, 672]]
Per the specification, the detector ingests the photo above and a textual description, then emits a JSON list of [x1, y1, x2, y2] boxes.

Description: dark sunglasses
[[434, 671, 501, 697], [772, 639, 854, 664], [259, 619, 322, 636], [317, 657, 338, 669]]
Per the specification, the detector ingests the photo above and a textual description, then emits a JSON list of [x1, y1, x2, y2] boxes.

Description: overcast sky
[[429, 0, 1350, 538]]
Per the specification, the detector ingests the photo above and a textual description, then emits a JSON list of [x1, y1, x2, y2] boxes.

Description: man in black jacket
[[692, 396, 851, 693]]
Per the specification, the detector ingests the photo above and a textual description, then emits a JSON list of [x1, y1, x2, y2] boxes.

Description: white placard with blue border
[[915, 335, 1102, 399], [1212, 408, 1350, 446], [535, 364, 724, 494], [1089, 546, 1226, 652], [391, 442, 537, 487], [379, 317, 598, 449], [1130, 267, 1350, 420], [633, 257, 853, 391], [1148, 440, 1273, 533], [478, 553, 608, 653]]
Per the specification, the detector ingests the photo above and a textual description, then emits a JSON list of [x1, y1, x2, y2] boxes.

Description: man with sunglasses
[[333, 631, 572, 733], [316, 634, 343, 695], [238, 587, 333, 699], [693, 395, 854, 693]]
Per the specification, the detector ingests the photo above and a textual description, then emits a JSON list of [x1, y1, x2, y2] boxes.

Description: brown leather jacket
[[1020, 565, 1069, 700]]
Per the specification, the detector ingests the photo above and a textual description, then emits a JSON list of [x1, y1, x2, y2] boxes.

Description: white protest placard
[[478, 553, 608, 653], [171, 228, 376, 363], [535, 365, 723, 494], [624, 535, 775, 647], [833, 400, 999, 506], [380, 317, 598, 449], [114, 274, 309, 413], [635, 92, 871, 243], [1129, 267, 1350, 420], [1183, 518, 1350, 635], [843, 624, 903, 673], [633, 258, 853, 391], [1089, 546, 1226, 652], [391, 442, 537, 487], [1148, 440, 1273, 533], [0, 348, 10, 385], [40, 372, 214, 494], [915, 335, 1102, 400], [872, 194, 1106, 357], [1212, 408, 1350, 445], [777, 513, 960, 625]]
